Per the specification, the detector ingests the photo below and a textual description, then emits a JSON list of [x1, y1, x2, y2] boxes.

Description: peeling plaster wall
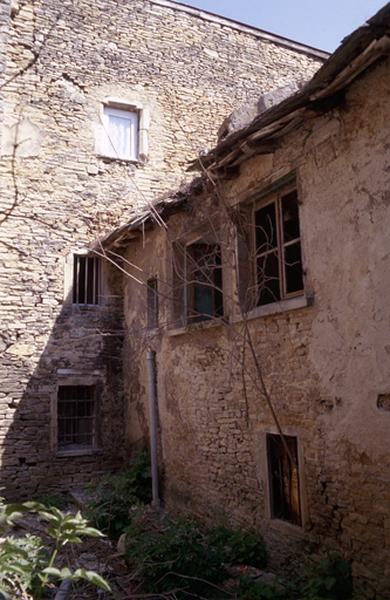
[[0, 0, 323, 496], [122, 59, 390, 599]]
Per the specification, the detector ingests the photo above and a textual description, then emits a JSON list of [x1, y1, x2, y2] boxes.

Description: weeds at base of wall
[[86, 450, 152, 539]]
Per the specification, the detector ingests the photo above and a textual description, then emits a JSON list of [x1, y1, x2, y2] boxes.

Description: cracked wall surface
[[0, 0, 323, 495], [122, 58, 390, 599]]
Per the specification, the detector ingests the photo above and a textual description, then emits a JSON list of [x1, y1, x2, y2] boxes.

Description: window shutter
[[100, 107, 138, 160], [235, 207, 255, 312], [172, 241, 186, 328]]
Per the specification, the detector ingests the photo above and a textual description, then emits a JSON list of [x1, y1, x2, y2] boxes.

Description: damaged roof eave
[[190, 4, 390, 173]]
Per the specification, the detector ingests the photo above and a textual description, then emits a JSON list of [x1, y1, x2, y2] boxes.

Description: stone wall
[[122, 58, 390, 599], [0, 0, 324, 496]]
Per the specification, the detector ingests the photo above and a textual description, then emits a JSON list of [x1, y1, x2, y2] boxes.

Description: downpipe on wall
[[146, 349, 160, 509]]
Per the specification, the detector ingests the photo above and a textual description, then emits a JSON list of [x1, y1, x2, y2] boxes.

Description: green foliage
[[124, 509, 269, 599], [236, 577, 286, 600], [0, 499, 110, 599], [209, 526, 267, 569], [87, 451, 152, 538], [125, 511, 227, 597], [303, 553, 353, 600], [0, 534, 48, 598]]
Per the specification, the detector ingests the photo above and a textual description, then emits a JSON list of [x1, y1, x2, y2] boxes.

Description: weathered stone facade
[[0, 0, 324, 497], [118, 51, 390, 598]]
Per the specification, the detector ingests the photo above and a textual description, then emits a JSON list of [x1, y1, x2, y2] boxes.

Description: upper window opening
[[254, 188, 303, 307], [100, 105, 139, 160], [186, 240, 223, 323], [147, 277, 159, 329], [73, 254, 100, 305], [57, 385, 96, 452], [267, 433, 302, 526]]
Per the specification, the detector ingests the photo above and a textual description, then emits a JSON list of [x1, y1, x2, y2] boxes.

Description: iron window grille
[[73, 254, 100, 305], [57, 385, 97, 451]]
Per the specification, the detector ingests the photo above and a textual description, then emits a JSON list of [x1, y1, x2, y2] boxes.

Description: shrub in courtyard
[[209, 526, 267, 569], [87, 451, 152, 538], [303, 553, 354, 600]]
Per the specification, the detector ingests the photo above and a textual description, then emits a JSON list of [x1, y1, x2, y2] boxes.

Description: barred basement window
[[73, 254, 100, 305], [147, 277, 159, 329], [186, 240, 223, 323], [266, 433, 302, 526], [254, 188, 303, 306], [57, 385, 96, 451]]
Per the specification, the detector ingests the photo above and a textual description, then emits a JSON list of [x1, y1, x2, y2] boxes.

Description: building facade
[[0, 0, 324, 497], [107, 10, 390, 598]]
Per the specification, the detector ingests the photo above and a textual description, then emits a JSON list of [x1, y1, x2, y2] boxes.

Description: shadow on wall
[[1, 261, 127, 500]]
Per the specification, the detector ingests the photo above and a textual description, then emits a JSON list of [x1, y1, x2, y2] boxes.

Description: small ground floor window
[[57, 385, 97, 451], [267, 433, 302, 526]]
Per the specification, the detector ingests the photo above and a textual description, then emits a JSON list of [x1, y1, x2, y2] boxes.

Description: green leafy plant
[[87, 451, 152, 538], [237, 576, 286, 600], [209, 526, 267, 569], [125, 510, 227, 597], [303, 553, 353, 600], [0, 499, 111, 599]]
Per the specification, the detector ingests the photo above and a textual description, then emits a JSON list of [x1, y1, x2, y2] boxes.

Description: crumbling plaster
[[122, 58, 390, 598], [0, 0, 323, 496]]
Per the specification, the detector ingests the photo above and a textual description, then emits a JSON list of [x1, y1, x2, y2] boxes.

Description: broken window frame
[[251, 186, 304, 308], [184, 237, 224, 324], [72, 254, 101, 306], [266, 433, 302, 526], [57, 385, 98, 453], [171, 229, 224, 328]]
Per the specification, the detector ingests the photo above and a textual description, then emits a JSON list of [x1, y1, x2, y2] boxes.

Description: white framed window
[[98, 105, 139, 160]]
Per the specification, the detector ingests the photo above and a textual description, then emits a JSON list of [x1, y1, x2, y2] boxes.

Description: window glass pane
[[107, 113, 133, 158], [256, 250, 281, 306], [284, 242, 303, 294], [187, 242, 223, 322], [281, 190, 300, 242], [255, 202, 278, 253]]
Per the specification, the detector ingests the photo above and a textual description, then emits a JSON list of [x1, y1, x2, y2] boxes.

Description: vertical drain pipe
[[146, 349, 160, 509]]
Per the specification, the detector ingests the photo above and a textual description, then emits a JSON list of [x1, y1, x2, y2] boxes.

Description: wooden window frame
[[147, 277, 159, 329], [266, 433, 302, 526], [184, 237, 224, 324], [252, 185, 304, 307], [101, 105, 139, 161]]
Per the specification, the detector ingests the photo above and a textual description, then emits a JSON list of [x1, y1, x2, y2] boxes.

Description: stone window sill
[[96, 154, 146, 166], [56, 448, 101, 458], [167, 316, 227, 337], [268, 518, 306, 537], [232, 294, 313, 323]]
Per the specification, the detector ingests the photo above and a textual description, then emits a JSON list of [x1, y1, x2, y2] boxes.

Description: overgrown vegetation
[[87, 450, 152, 538], [0, 499, 110, 599], [83, 454, 355, 600]]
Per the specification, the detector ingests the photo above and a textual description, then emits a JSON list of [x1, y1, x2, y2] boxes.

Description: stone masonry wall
[[122, 58, 390, 599], [0, 0, 324, 496]]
